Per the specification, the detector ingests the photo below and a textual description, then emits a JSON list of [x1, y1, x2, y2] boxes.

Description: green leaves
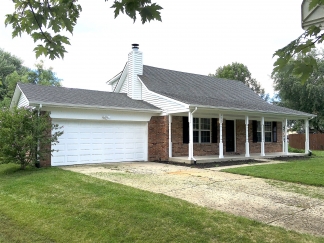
[[210, 62, 266, 98], [6, 0, 162, 60], [309, 0, 324, 10], [110, 0, 162, 23], [0, 108, 63, 169], [140, 3, 162, 23], [273, 50, 324, 132], [5, 0, 82, 60], [273, 25, 324, 84]]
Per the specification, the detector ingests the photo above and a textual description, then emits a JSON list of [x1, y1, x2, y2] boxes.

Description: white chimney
[[127, 44, 143, 100]]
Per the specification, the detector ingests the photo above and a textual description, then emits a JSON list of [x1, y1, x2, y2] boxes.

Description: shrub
[[0, 107, 63, 169], [288, 145, 305, 154]]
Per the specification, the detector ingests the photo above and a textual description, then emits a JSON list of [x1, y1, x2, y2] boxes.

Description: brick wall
[[149, 116, 284, 160], [171, 117, 283, 157], [290, 134, 324, 150], [148, 116, 169, 161], [171, 116, 224, 156], [39, 112, 52, 167], [236, 120, 283, 154]]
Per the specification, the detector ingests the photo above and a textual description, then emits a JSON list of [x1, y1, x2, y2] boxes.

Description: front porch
[[169, 152, 307, 164]]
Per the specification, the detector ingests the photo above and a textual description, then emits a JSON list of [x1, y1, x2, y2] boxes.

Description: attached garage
[[11, 83, 161, 167], [51, 119, 148, 166]]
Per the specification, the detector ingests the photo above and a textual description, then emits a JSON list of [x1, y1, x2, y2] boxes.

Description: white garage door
[[51, 119, 147, 166]]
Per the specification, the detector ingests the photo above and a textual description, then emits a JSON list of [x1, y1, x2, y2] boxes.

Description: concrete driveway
[[62, 161, 324, 237]]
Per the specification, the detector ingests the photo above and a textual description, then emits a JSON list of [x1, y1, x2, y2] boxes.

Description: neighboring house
[[10, 44, 314, 167]]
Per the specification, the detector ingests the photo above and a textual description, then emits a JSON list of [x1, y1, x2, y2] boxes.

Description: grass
[[267, 180, 324, 200], [222, 151, 324, 187], [0, 164, 323, 242]]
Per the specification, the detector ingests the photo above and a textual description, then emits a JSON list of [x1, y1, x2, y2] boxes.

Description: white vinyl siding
[[51, 119, 148, 166], [142, 84, 186, 113], [127, 56, 133, 98], [127, 50, 143, 100], [112, 81, 118, 91], [17, 93, 29, 108], [120, 75, 128, 93], [133, 78, 142, 100]]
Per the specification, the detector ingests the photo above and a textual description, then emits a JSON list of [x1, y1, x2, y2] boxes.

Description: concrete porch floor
[[169, 152, 307, 164]]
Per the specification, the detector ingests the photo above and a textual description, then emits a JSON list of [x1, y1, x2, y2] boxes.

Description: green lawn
[[222, 151, 324, 187], [0, 164, 322, 242]]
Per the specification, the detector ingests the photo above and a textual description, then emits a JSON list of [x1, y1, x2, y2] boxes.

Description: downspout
[[36, 104, 42, 168], [190, 107, 198, 163]]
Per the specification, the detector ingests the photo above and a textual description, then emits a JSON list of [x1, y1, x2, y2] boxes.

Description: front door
[[226, 120, 235, 152]]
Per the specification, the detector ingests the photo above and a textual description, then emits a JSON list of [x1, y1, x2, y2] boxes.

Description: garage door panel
[[51, 119, 147, 166], [67, 155, 79, 163], [79, 153, 91, 160]]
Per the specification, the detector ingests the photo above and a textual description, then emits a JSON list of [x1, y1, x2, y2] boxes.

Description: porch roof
[[139, 65, 314, 119]]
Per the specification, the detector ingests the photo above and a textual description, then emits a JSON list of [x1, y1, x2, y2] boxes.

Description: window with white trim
[[257, 121, 272, 142], [193, 118, 211, 143]]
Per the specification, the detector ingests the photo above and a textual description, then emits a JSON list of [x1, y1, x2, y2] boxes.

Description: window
[[193, 118, 211, 143], [257, 121, 272, 142]]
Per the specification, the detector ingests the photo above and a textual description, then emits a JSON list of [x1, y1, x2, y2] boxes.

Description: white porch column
[[282, 121, 285, 152], [219, 114, 224, 158], [188, 112, 193, 160], [169, 115, 172, 158], [245, 116, 250, 157], [305, 119, 309, 154], [261, 117, 265, 156], [284, 118, 288, 155]]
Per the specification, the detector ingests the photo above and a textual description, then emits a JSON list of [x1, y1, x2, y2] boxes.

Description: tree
[[0, 49, 62, 108], [273, 50, 324, 133], [5, 0, 163, 60], [209, 62, 266, 98], [0, 49, 29, 100], [27, 60, 62, 87], [0, 107, 63, 169], [273, 0, 324, 83]]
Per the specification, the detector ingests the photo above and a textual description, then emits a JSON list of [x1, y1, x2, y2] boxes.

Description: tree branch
[[27, 0, 52, 44]]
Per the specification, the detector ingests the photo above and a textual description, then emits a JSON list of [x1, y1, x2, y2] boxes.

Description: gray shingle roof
[[18, 83, 160, 111], [139, 65, 313, 117]]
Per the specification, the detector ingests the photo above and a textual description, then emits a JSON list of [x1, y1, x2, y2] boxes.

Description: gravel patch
[[62, 161, 324, 237]]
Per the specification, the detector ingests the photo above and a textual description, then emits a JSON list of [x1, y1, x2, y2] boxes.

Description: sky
[[0, 0, 305, 95]]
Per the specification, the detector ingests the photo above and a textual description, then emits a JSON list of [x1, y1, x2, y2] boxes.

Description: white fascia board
[[29, 101, 161, 114], [188, 105, 315, 120], [10, 84, 24, 109], [114, 64, 128, 92], [50, 107, 154, 122], [137, 77, 189, 110], [107, 62, 128, 93], [106, 71, 122, 85]]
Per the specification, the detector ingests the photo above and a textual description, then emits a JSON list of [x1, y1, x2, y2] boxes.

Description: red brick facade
[[148, 116, 169, 161], [148, 116, 283, 160], [39, 112, 52, 167], [235, 120, 283, 154]]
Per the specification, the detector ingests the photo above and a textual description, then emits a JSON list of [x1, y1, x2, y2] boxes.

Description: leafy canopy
[[5, 0, 163, 60], [209, 62, 266, 98], [273, 0, 324, 83], [273, 50, 324, 132]]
